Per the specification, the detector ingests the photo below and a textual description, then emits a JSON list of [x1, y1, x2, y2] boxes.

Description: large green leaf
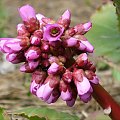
[[86, 3, 120, 67], [14, 107, 79, 120]]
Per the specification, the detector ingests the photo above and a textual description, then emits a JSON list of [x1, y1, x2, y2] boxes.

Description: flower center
[[50, 27, 60, 37]]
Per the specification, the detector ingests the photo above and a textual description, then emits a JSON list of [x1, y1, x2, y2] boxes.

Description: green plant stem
[[91, 83, 120, 120]]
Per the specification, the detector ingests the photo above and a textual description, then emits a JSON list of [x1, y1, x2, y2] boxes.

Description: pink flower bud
[[83, 22, 92, 33], [73, 69, 91, 95], [59, 80, 72, 101], [0, 38, 12, 53], [19, 5, 39, 33], [85, 70, 99, 84], [25, 46, 41, 60], [2, 37, 30, 53], [46, 89, 60, 104], [79, 86, 93, 103], [43, 24, 64, 42], [32, 69, 47, 84], [74, 35, 94, 53], [33, 30, 43, 38], [62, 70, 72, 83], [66, 87, 77, 107], [36, 75, 60, 101], [76, 53, 88, 67], [36, 13, 45, 27], [40, 41, 50, 52], [30, 80, 40, 95], [74, 22, 92, 35], [48, 62, 59, 75], [20, 60, 39, 73], [48, 56, 59, 64], [30, 35, 41, 45], [57, 10, 71, 29], [6, 52, 25, 64], [17, 23, 30, 37], [64, 37, 77, 47]]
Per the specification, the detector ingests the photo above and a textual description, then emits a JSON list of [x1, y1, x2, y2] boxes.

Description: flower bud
[[76, 53, 88, 67], [48, 62, 59, 75], [20, 60, 39, 73], [25, 46, 41, 60], [32, 69, 47, 84], [64, 37, 77, 47], [62, 69, 72, 83], [59, 80, 72, 101], [74, 22, 92, 35], [73, 69, 91, 95], [19, 5, 39, 33], [85, 70, 99, 84], [30, 35, 41, 46], [46, 89, 60, 104], [6, 52, 25, 64], [36, 75, 60, 101], [2, 37, 30, 53], [30, 80, 40, 95], [57, 10, 71, 29], [17, 23, 30, 37]]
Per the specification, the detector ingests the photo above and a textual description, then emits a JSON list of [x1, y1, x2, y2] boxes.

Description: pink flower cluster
[[0, 5, 99, 107]]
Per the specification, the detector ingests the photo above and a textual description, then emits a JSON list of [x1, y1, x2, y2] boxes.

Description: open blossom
[[43, 24, 64, 41], [0, 4, 99, 107]]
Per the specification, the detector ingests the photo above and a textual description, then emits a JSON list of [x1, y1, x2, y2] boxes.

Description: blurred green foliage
[[0, 0, 8, 37], [14, 107, 79, 120]]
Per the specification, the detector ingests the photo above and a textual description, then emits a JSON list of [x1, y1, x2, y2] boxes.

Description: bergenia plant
[[0, 4, 120, 120]]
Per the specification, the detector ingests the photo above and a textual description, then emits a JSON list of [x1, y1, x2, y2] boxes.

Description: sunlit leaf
[[86, 3, 120, 66], [14, 107, 79, 120]]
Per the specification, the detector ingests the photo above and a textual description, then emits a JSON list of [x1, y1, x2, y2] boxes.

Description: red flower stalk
[[91, 83, 120, 120]]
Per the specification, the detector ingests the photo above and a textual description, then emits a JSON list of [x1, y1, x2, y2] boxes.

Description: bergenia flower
[[43, 24, 64, 41], [0, 4, 99, 107]]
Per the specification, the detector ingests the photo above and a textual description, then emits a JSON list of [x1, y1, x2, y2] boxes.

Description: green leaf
[[112, 68, 120, 81], [14, 107, 79, 120], [0, 107, 10, 120], [86, 3, 120, 67]]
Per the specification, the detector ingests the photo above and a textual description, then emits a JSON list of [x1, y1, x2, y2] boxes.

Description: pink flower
[[43, 24, 64, 41]]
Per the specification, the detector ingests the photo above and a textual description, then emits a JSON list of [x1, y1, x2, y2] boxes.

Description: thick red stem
[[91, 83, 120, 120]]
